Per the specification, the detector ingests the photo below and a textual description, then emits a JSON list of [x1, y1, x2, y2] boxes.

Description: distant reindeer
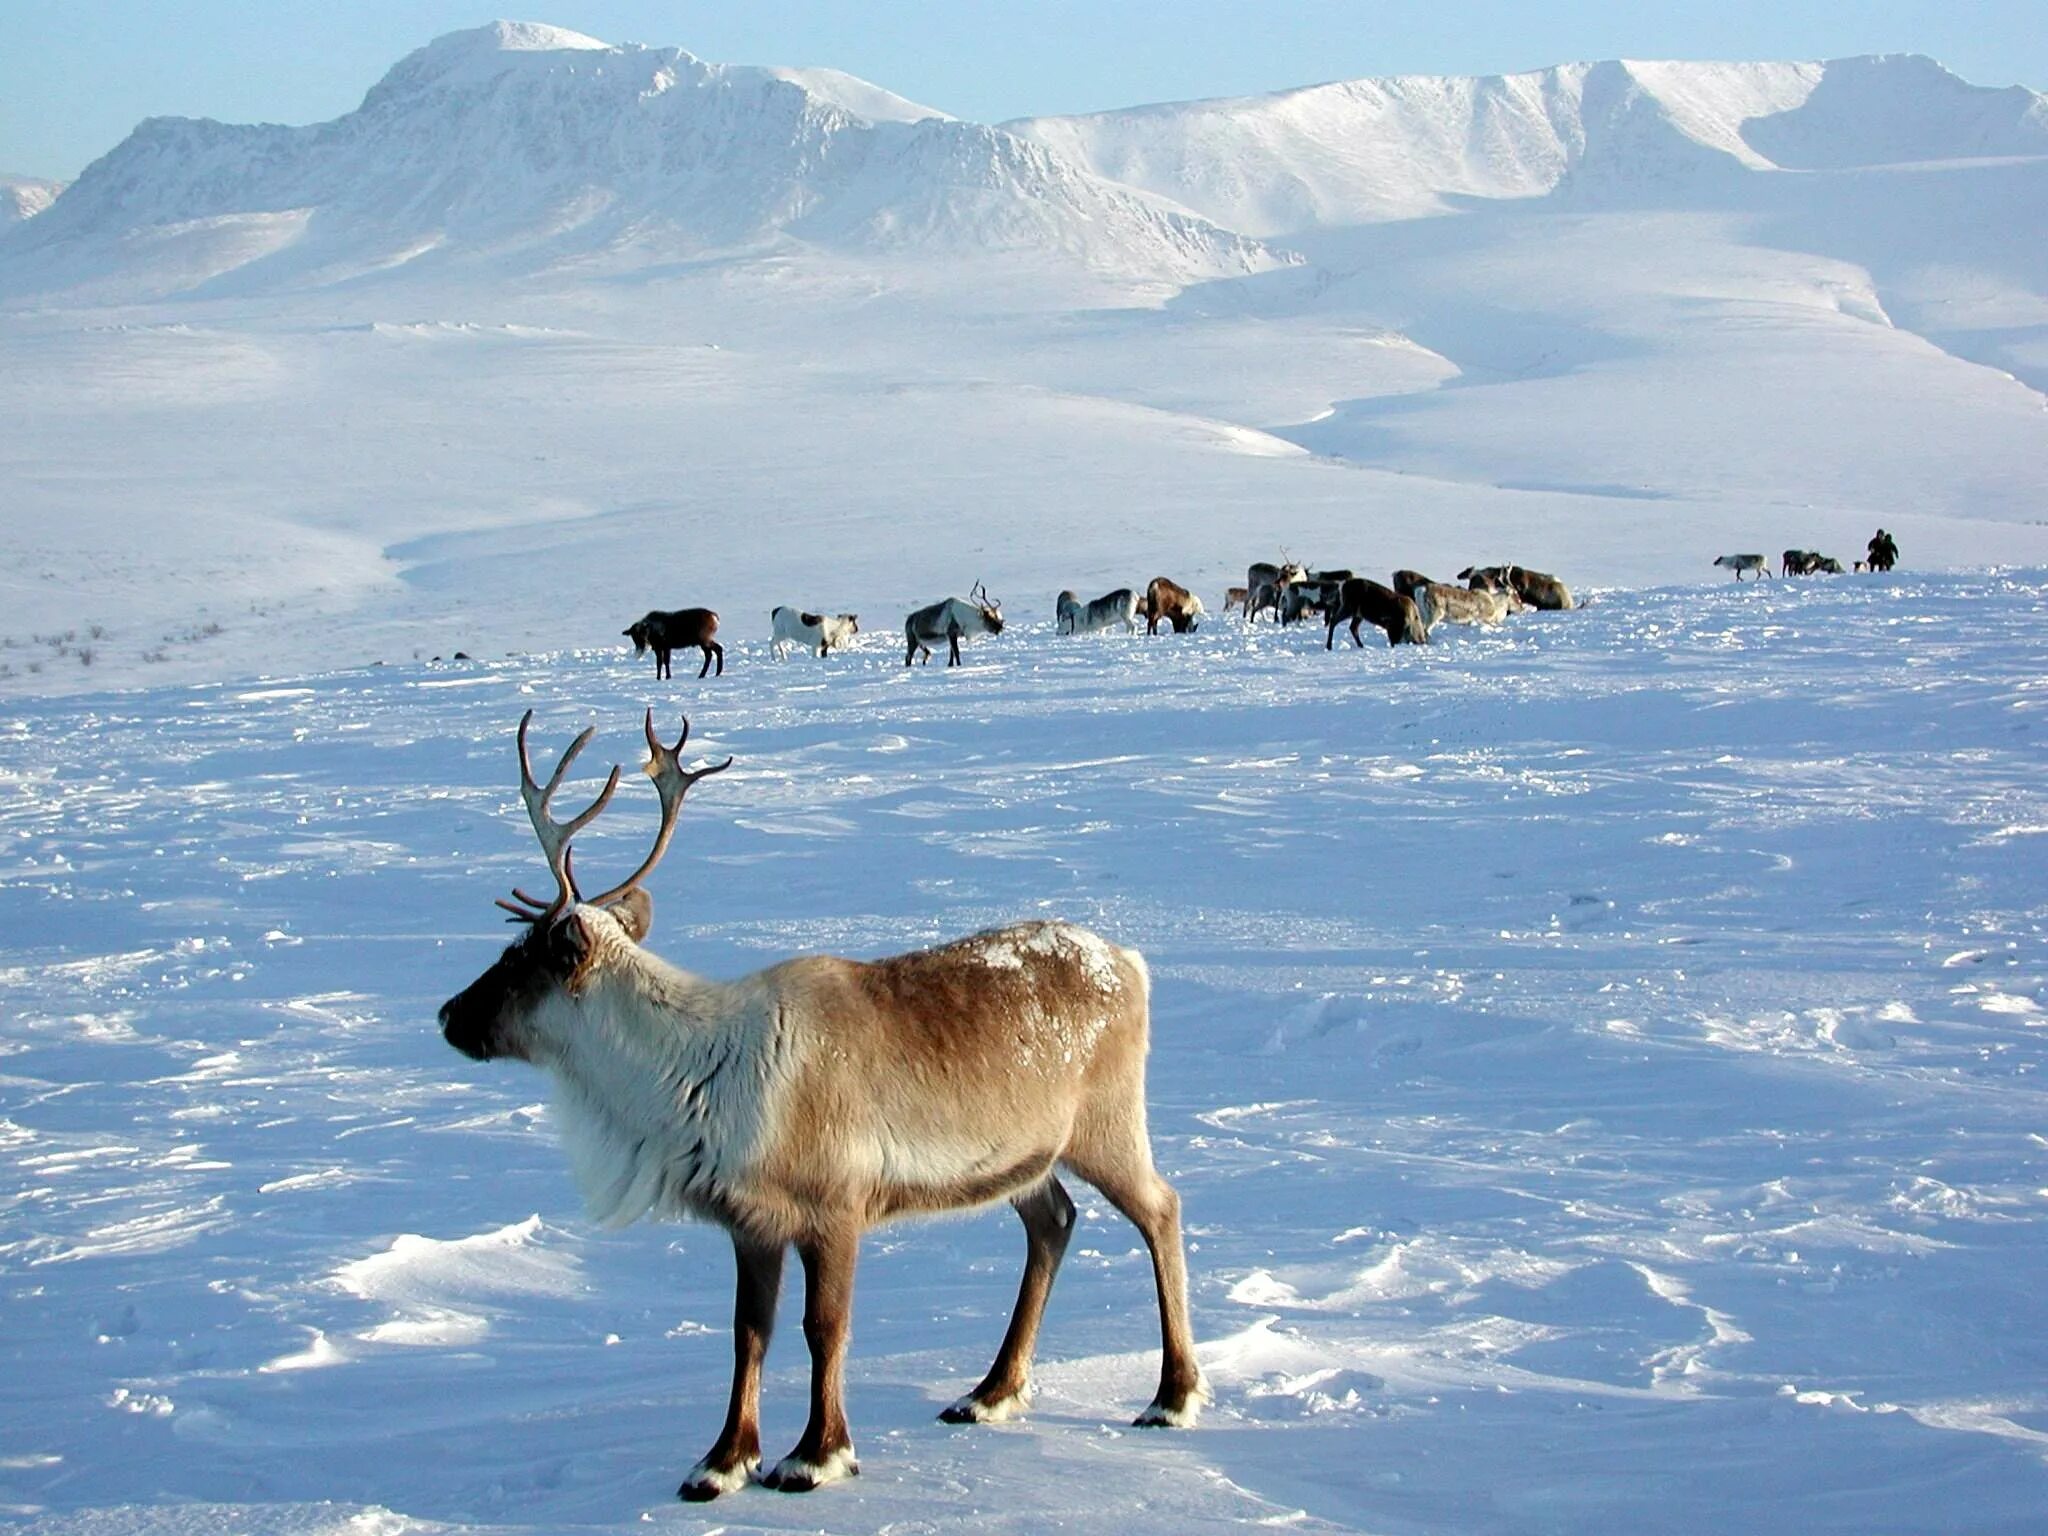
[[1412, 581, 1515, 634], [1460, 565, 1575, 610], [905, 582, 1004, 666], [1245, 561, 1308, 624], [439, 712, 1204, 1499], [1712, 554, 1771, 582], [1781, 549, 1822, 577], [625, 609, 723, 679], [1138, 576, 1205, 634], [770, 608, 859, 660], [1222, 586, 1249, 616], [1056, 588, 1140, 636], [1325, 577, 1428, 647]]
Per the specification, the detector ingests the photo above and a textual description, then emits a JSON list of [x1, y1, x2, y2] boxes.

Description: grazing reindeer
[[905, 582, 1004, 666], [1461, 565, 1575, 609], [1412, 581, 1515, 633], [1056, 588, 1141, 635], [439, 712, 1205, 1499], [1712, 554, 1771, 582], [625, 609, 724, 679], [1325, 577, 1428, 647], [1222, 586, 1249, 616], [770, 608, 859, 660], [1138, 576, 1205, 634], [1781, 549, 1822, 577]]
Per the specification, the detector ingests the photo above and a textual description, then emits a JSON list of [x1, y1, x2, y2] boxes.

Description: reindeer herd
[[622, 558, 1579, 679], [1713, 530, 1902, 581]]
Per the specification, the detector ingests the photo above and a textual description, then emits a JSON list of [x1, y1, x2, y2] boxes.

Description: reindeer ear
[[600, 887, 653, 945]]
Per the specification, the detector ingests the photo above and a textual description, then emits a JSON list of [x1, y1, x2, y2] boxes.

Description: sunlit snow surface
[[2, 572, 2046, 1534]]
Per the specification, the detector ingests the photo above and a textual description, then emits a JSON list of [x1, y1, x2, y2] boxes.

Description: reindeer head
[[622, 621, 650, 656], [439, 710, 731, 1064], [972, 581, 1005, 634]]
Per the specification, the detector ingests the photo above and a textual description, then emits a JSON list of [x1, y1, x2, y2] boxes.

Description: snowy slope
[[2, 573, 2046, 1534], [1010, 54, 2048, 232], [0, 22, 1273, 301]]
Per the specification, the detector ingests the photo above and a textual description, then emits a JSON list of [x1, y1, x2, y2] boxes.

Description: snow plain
[[3, 572, 2047, 1534], [4, 21, 2048, 1534]]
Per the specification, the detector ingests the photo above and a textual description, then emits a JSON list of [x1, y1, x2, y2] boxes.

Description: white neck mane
[[539, 951, 785, 1228]]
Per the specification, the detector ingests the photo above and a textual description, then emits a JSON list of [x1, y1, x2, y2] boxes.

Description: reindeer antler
[[583, 711, 734, 909], [497, 710, 623, 924], [497, 710, 731, 924]]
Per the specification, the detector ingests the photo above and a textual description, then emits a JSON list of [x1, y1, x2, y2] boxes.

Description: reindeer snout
[[438, 996, 494, 1061]]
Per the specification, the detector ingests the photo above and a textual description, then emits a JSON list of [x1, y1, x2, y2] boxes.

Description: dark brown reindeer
[[1325, 577, 1428, 647], [439, 712, 1203, 1501], [624, 608, 723, 679], [1138, 576, 1206, 634]]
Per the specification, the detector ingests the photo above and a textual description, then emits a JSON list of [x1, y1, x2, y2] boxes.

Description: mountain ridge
[[0, 22, 1274, 299], [1009, 53, 2048, 233]]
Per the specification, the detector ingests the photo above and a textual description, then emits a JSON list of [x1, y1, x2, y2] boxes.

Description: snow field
[[2, 571, 2046, 1532]]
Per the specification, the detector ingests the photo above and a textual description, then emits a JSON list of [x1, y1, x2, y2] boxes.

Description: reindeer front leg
[[680, 1233, 784, 1501], [762, 1225, 860, 1492]]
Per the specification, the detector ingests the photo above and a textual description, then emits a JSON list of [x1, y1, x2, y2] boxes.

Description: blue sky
[[5, 1, 2044, 180]]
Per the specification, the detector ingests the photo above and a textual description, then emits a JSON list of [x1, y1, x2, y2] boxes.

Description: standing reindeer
[[439, 712, 1203, 1500], [904, 582, 1004, 665], [624, 608, 723, 679]]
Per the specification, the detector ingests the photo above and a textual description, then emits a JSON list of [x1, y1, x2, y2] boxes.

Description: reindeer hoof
[[1134, 1376, 1210, 1428], [762, 1445, 858, 1492], [678, 1454, 757, 1501], [941, 1388, 1031, 1424]]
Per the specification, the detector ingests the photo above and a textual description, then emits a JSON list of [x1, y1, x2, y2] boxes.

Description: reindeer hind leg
[[1061, 1117, 1205, 1428], [943, 1177, 1076, 1424]]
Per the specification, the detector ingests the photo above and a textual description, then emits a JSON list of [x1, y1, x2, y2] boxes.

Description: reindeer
[[625, 609, 723, 679], [1460, 565, 1575, 610], [1412, 581, 1515, 633], [770, 608, 859, 660], [1245, 561, 1308, 624], [905, 583, 1004, 666], [1325, 577, 1428, 647], [1056, 588, 1141, 636], [439, 713, 1205, 1499], [1138, 576, 1205, 634]]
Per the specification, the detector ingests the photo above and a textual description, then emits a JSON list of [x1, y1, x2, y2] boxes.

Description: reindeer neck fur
[[537, 923, 788, 1230]]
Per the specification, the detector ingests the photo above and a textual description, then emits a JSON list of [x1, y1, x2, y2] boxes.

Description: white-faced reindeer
[[439, 712, 1204, 1500], [904, 582, 1004, 665]]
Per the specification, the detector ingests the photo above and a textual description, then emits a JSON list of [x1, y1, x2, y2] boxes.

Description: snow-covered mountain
[[0, 21, 1273, 299], [1, 173, 63, 224], [1010, 54, 2048, 231]]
